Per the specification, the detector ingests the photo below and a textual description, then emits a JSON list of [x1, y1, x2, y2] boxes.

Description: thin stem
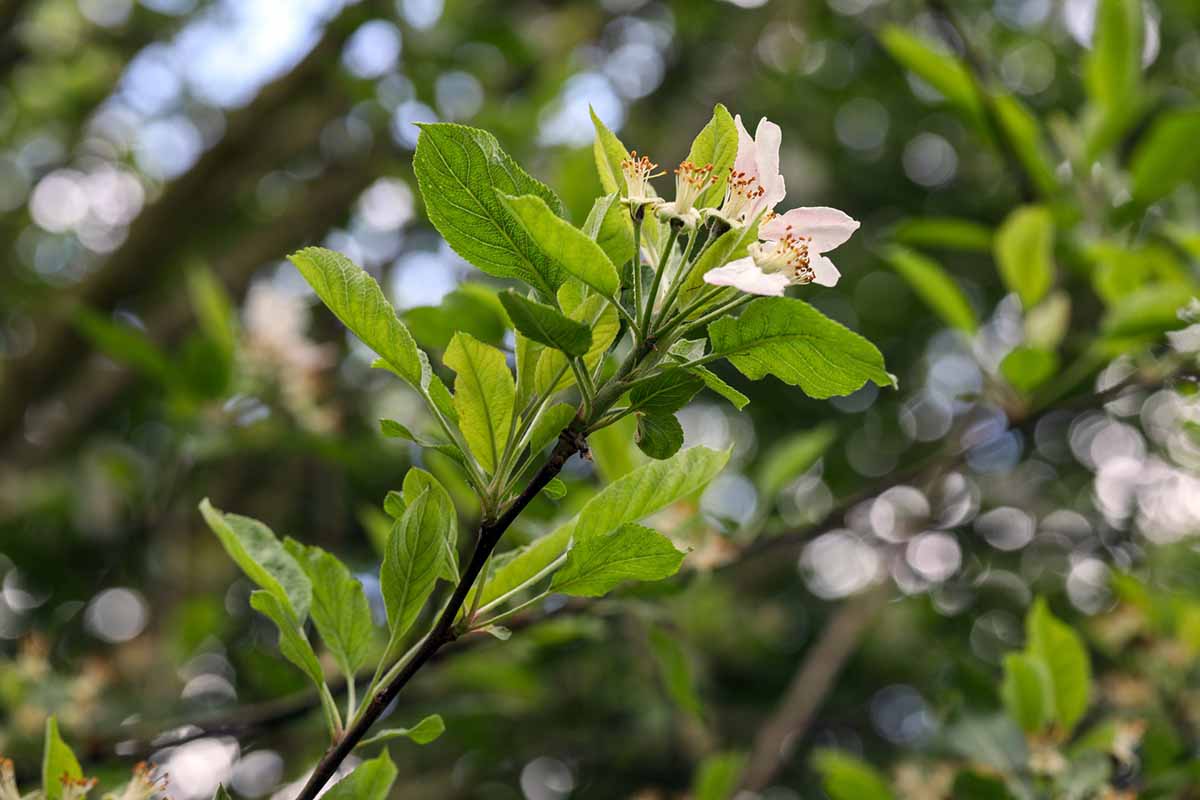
[[473, 590, 551, 630], [640, 224, 680, 342], [293, 431, 587, 800], [473, 550, 570, 618], [344, 672, 356, 723], [630, 214, 644, 341], [652, 223, 709, 332], [672, 293, 754, 344]]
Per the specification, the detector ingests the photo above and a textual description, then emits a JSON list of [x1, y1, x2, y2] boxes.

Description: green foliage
[[249, 589, 325, 689], [890, 217, 993, 253], [500, 193, 621, 299], [322, 750, 397, 799], [381, 490, 448, 653], [628, 369, 704, 414], [634, 411, 684, 460], [755, 424, 838, 499], [994, 206, 1055, 309], [1084, 0, 1144, 154], [691, 752, 746, 800], [359, 714, 446, 747], [685, 104, 738, 208], [1026, 598, 1092, 735], [549, 522, 685, 597], [413, 123, 565, 297], [590, 106, 629, 196], [199, 499, 311, 622], [883, 245, 978, 334], [583, 192, 635, 268], [648, 626, 703, 718], [1001, 652, 1054, 733], [707, 298, 893, 398], [498, 290, 592, 357], [284, 540, 375, 677], [1130, 106, 1200, 207], [402, 468, 460, 581], [444, 332, 515, 474], [877, 26, 981, 125], [42, 717, 83, 800], [1000, 346, 1059, 394], [813, 750, 896, 800], [288, 247, 423, 388]]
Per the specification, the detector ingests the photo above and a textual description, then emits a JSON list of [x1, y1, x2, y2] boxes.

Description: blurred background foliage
[[3, 0, 1200, 797]]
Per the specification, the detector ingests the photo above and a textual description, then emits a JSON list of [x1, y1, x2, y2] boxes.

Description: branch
[[294, 429, 588, 800], [736, 585, 890, 792]]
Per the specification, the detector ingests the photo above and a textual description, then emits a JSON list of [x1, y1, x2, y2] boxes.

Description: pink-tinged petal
[[761, 206, 860, 253], [703, 258, 789, 296], [810, 253, 841, 287], [753, 117, 786, 211], [732, 114, 758, 181]]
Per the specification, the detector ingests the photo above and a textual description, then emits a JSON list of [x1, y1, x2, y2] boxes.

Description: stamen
[[721, 167, 766, 223], [620, 151, 663, 202], [751, 226, 813, 284], [672, 161, 716, 212]]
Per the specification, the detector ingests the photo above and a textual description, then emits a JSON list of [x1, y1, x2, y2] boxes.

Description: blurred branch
[[922, 0, 1038, 203], [1, 157, 382, 462], [736, 585, 890, 793], [0, 0, 384, 450], [67, 359, 1194, 769]]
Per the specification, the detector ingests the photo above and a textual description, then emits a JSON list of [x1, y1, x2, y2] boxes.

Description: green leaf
[[249, 589, 326, 688], [636, 412, 684, 460], [534, 293, 619, 395], [213, 787, 234, 800], [629, 369, 704, 414], [685, 103, 738, 208], [591, 105, 629, 196], [501, 193, 621, 299], [550, 522, 685, 597], [649, 627, 703, 717], [528, 403, 577, 457], [890, 216, 994, 253], [667, 339, 749, 410], [583, 192, 635, 270], [384, 490, 406, 519], [1000, 346, 1059, 394], [43, 717, 83, 800], [993, 91, 1060, 199], [499, 290, 592, 357], [1085, 0, 1142, 114], [813, 750, 897, 800], [1025, 291, 1071, 350], [574, 445, 730, 542], [381, 490, 446, 651], [756, 424, 838, 499], [951, 773, 1016, 800], [283, 541, 375, 677], [444, 332, 515, 474], [543, 477, 567, 500], [1101, 283, 1195, 338], [1026, 598, 1092, 735], [944, 714, 1028, 773], [403, 284, 509, 351], [692, 752, 746, 800], [878, 26, 982, 126], [706, 297, 893, 399], [477, 446, 728, 608], [994, 205, 1055, 309], [199, 499, 311, 622], [678, 222, 757, 301], [289, 248, 421, 385], [883, 245, 978, 334], [413, 123, 566, 296], [1002, 652, 1055, 733], [359, 714, 446, 748], [323, 750, 397, 800], [1130, 107, 1200, 207], [515, 331, 545, 406], [402, 468, 459, 582], [73, 306, 175, 386]]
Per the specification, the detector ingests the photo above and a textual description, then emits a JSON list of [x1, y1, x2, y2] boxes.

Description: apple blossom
[[702, 206, 860, 296], [656, 160, 716, 228], [707, 115, 787, 228], [620, 151, 662, 213]]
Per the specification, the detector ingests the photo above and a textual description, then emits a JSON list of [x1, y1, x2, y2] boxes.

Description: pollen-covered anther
[[1, 757, 20, 800], [720, 167, 766, 222], [671, 161, 716, 212], [620, 150, 663, 203], [750, 230, 813, 283], [60, 774, 98, 800]]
